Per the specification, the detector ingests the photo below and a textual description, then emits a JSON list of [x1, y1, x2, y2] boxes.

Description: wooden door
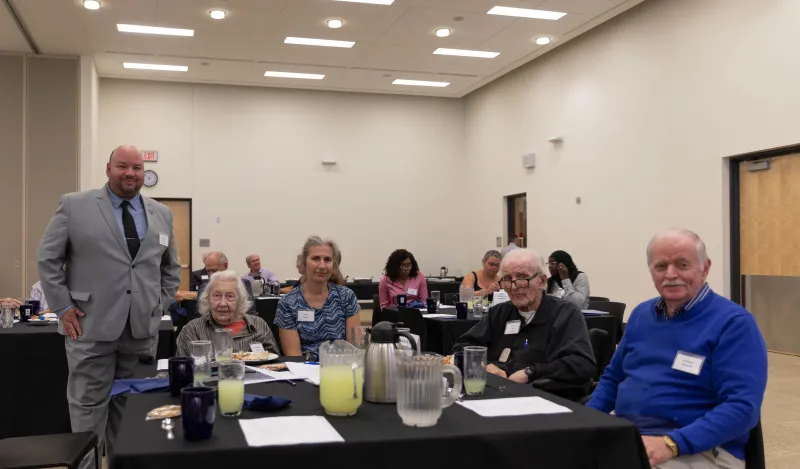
[[157, 199, 192, 291], [740, 154, 800, 276], [739, 153, 800, 354]]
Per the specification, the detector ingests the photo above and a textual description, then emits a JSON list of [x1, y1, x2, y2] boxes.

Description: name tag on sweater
[[672, 351, 705, 376], [298, 310, 315, 322], [504, 321, 521, 335], [407, 288, 418, 296]]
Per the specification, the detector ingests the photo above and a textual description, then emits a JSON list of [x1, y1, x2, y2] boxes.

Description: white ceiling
[[1, 0, 644, 97]]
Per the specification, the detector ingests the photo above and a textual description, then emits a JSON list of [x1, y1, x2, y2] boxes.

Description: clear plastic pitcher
[[319, 340, 365, 416], [459, 286, 474, 309], [395, 352, 462, 427]]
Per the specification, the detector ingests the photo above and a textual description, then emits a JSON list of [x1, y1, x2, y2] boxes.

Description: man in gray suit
[[38, 145, 180, 457]]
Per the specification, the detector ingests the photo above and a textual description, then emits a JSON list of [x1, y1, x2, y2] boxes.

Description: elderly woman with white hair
[[176, 270, 279, 356], [275, 236, 361, 360], [453, 248, 595, 387]]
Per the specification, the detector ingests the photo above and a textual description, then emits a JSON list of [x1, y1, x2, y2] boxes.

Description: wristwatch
[[663, 436, 679, 457], [524, 366, 535, 382]]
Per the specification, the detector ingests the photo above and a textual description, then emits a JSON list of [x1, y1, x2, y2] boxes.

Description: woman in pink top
[[379, 249, 428, 310]]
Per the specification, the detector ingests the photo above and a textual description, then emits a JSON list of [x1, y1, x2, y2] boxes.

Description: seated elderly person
[[587, 229, 767, 469], [176, 270, 279, 356], [454, 248, 595, 387], [276, 236, 361, 361]]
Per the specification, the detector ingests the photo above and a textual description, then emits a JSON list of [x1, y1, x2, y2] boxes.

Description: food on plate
[[442, 355, 454, 366], [258, 363, 287, 371], [231, 351, 274, 361], [146, 405, 181, 420]]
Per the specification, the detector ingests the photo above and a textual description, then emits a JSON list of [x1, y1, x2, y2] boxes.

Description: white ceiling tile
[[15, 0, 643, 97], [376, 6, 514, 48], [0, 5, 30, 52]]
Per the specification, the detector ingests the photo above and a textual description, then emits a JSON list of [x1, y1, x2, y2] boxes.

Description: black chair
[[0, 432, 99, 469], [745, 420, 765, 469], [588, 296, 610, 302], [587, 301, 626, 344], [588, 328, 613, 382], [444, 293, 459, 306], [255, 298, 281, 354], [372, 294, 381, 318]]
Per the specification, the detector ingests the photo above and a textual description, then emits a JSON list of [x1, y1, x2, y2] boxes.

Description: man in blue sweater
[[587, 229, 767, 469]]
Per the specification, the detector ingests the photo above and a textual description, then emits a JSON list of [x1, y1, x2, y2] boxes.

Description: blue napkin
[[407, 300, 425, 308], [243, 393, 292, 412], [110, 378, 170, 397]]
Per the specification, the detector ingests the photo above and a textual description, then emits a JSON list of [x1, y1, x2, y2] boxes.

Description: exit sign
[[141, 150, 158, 162]]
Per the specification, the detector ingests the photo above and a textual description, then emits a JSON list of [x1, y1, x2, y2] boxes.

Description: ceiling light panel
[[327, 19, 343, 29], [117, 24, 194, 37], [264, 71, 325, 80], [434, 48, 499, 58], [209, 10, 226, 20], [393, 79, 449, 87], [284, 37, 355, 48], [487, 6, 567, 20], [83, 0, 100, 10], [123, 63, 188, 71]]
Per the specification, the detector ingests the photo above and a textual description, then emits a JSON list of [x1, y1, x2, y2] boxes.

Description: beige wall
[[463, 0, 800, 315], [0, 55, 24, 297], [97, 79, 467, 281], [0, 54, 79, 297]]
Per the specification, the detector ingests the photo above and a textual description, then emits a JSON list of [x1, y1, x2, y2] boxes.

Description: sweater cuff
[[667, 429, 691, 456]]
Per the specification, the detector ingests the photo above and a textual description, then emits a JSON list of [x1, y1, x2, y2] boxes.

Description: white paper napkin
[[457, 396, 572, 417], [285, 362, 321, 386], [239, 416, 344, 447]]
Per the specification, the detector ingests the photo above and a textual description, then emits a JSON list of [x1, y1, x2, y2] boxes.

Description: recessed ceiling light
[[435, 28, 450, 38], [535, 36, 551, 45], [264, 71, 325, 80], [117, 24, 195, 37], [433, 48, 499, 59], [487, 6, 567, 20], [284, 37, 355, 48], [393, 79, 449, 87], [334, 0, 394, 4], [327, 19, 343, 29], [209, 10, 226, 20], [83, 0, 100, 10], [124, 63, 188, 72]]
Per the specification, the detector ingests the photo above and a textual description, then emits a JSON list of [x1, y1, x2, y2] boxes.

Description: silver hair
[[197, 270, 251, 319], [500, 248, 547, 277], [646, 228, 708, 265], [204, 251, 228, 266], [296, 236, 341, 275], [483, 250, 502, 262], [245, 254, 258, 266]]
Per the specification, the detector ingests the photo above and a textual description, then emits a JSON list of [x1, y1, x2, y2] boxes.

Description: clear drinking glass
[[191, 340, 213, 385], [1, 304, 15, 328], [463, 346, 488, 395], [431, 291, 441, 306], [396, 352, 462, 427], [217, 360, 245, 417], [473, 295, 485, 318], [459, 286, 474, 310], [319, 340, 365, 417], [213, 329, 233, 362]]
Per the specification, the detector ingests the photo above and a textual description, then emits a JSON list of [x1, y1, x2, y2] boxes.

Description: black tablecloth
[[113, 366, 647, 469], [424, 313, 618, 355], [0, 320, 175, 439]]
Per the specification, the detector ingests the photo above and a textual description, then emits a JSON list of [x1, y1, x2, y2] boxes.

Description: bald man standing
[[38, 145, 180, 458]]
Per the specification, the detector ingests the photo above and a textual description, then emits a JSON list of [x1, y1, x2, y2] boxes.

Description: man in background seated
[[587, 229, 767, 469], [454, 248, 595, 387], [501, 234, 519, 257], [174, 251, 256, 314], [29, 280, 50, 312], [189, 251, 212, 292], [177, 270, 278, 356], [242, 254, 280, 296]]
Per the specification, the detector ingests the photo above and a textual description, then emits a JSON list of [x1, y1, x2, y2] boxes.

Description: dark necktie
[[121, 200, 141, 259]]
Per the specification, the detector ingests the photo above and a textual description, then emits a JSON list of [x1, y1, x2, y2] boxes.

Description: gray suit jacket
[[37, 187, 181, 341]]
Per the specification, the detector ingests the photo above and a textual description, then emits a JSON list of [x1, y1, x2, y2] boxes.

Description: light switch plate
[[199, 239, 210, 247], [496, 237, 502, 247]]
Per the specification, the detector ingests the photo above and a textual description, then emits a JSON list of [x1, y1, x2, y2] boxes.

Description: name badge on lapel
[[298, 310, 315, 322], [407, 288, 418, 296], [672, 350, 705, 376], [504, 320, 521, 335], [159, 232, 169, 247]]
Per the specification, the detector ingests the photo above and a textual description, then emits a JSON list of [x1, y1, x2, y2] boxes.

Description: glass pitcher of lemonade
[[319, 340, 365, 416]]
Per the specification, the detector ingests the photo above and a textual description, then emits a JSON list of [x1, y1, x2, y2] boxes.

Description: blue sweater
[[587, 290, 767, 460]]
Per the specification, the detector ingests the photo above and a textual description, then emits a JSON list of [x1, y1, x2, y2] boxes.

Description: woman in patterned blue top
[[276, 236, 361, 360]]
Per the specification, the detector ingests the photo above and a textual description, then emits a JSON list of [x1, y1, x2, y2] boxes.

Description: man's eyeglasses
[[499, 276, 536, 289]]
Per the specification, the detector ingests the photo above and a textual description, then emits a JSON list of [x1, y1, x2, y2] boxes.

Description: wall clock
[[143, 169, 159, 187]]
